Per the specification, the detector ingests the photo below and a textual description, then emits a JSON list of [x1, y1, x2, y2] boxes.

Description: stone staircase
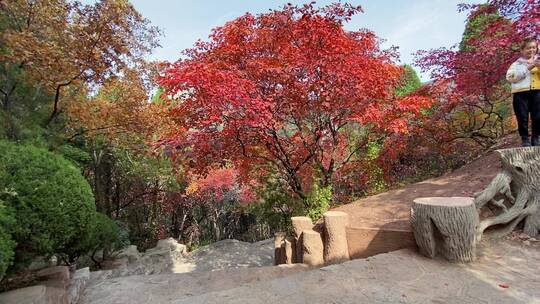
[[79, 264, 310, 304]]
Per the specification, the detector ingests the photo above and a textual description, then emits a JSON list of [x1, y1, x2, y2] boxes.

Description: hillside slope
[[334, 138, 514, 231]]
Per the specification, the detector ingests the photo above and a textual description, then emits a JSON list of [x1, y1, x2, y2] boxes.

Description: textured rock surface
[[186, 239, 274, 272], [0, 285, 68, 304], [36, 266, 70, 288], [274, 232, 286, 265], [284, 239, 293, 264], [80, 264, 310, 304], [79, 239, 540, 304], [291, 216, 313, 263], [0, 285, 48, 304], [0, 267, 91, 304], [90, 240, 187, 279], [67, 267, 90, 304]]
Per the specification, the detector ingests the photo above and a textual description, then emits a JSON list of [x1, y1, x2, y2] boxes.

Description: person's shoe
[[522, 136, 532, 147], [532, 136, 540, 146]]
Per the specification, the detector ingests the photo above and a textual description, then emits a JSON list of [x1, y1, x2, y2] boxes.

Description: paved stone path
[[81, 239, 539, 303]]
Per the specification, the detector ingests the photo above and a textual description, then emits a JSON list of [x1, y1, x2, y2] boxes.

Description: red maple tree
[[159, 3, 430, 200]]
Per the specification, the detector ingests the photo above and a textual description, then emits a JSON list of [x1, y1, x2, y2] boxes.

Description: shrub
[[249, 177, 304, 234], [0, 200, 16, 279], [249, 177, 332, 236], [304, 183, 332, 222], [0, 140, 96, 270], [63, 212, 123, 264], [86, 213, 125, 255]]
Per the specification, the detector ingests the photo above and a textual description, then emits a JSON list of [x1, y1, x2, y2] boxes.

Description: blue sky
[[86, 0, 484, 80]]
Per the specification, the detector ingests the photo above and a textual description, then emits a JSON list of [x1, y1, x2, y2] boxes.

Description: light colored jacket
[[506, 57, 540, 93]]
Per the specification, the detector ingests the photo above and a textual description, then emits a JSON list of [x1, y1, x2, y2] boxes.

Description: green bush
[[0, 200, 16, 279], [68, 212, 129, 268], [0, 140, 96, 270], [304, 183, 332, 222], [86, 213, 124, 255], [249, 177, 304, 234], [63, 212, 122, 264], [249, 177, 332, 235]]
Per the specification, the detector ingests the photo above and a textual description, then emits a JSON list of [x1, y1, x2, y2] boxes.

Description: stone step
[[79, 264, 309, 304], [87, 238, 275, 282]]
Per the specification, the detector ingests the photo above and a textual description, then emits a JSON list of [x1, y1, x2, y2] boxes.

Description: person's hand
[[528, 59, 538, 70]]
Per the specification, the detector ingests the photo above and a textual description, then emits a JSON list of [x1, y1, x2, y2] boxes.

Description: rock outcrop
[[0, 267, 90, 304]]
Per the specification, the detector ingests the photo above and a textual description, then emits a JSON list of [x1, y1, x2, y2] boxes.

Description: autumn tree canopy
[[0, 0, 160, 127], [159, 3, 430, 200]]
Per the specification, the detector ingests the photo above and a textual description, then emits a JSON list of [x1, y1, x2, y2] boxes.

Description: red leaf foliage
[[158, 3, 431, 199], [414, 0, 540, 149]]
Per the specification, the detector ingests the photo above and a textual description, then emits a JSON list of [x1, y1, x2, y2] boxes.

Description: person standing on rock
[[506, 38, 540, 147]]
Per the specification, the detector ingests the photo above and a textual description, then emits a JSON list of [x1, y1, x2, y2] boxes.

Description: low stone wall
[[0, 266, 90, 304], [346, 226, 415, 259], [275, 211, 418, 266]]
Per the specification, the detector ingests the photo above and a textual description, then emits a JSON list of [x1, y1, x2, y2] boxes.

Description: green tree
[[395, 65, 422, 97], [0, 201, 16, 279], [459, 4, 507, 52]]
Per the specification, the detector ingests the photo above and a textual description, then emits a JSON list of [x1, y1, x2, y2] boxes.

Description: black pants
[[513, 90, 540, 137]]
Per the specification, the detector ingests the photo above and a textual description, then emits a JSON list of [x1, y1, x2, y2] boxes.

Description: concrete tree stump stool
[[323, 211, 350, 264], [302, 230, 324, 267], [274, 232, 286, 265], [411, 197, 478, 262], [291, 216, 314, 263], [284, 239, 294, 264]]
